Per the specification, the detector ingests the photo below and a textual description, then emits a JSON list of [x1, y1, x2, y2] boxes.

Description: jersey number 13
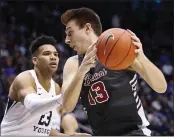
[[88, 81, 109, 105]]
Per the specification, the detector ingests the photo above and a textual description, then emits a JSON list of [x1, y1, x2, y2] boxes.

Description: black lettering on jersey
[[42, 128, 45, 133], [38, 128, 41, 133], [33, 126, 38, 131], [33, 126, 50, 134], [38, 111, 52, 126], [47, 129, 51, 135]]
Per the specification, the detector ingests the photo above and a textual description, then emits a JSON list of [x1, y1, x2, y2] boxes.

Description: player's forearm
[[24, 93, 61, 115], [62, 71, 86, 112], [131, 54, 167, 93]]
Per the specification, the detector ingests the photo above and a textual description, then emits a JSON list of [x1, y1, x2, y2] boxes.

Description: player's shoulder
[[66, 55, 78, 63], [12, 70, 35, 88], [64, 55, 79, 69], [14, 70, 33, 82], [9, 70, 35, 99]]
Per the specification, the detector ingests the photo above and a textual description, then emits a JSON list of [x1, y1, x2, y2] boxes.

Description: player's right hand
[[78, 42, 97, 74]]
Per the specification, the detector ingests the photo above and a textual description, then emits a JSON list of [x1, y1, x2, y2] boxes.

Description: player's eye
[[68, 31, 73, 36], [43, 52, 50, 56], [54, 53, 58, 57]]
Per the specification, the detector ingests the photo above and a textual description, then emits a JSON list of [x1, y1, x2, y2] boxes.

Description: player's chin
[[49, 65, 58, 71], [77, 50, 85, 55]]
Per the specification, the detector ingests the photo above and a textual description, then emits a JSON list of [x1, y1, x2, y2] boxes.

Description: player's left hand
[[71, 132, 92, 136], [126, 29, 145, 69], [127, 29, 144, 56]]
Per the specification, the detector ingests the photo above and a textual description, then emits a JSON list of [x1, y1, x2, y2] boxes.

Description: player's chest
[[82, 64, 110, 106], [37, 87, 55, 97], [83, 63, 125, 88], [82, 64, 130, 107], [32, 108, 57, 135]]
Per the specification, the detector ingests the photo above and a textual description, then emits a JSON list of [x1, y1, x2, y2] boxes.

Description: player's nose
[[65, 37, 71, 45], [50, 53, 56, 60]]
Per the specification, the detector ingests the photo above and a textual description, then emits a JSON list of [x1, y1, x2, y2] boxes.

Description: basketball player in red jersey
[[60, 7, 167, 136]]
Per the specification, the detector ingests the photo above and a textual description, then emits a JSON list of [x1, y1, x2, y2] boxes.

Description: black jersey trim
[[5, 98, 18, 115]]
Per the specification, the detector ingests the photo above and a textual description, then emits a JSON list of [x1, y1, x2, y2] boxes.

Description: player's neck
[[34, 68, 52, 90], [89, 33, 98, 45]]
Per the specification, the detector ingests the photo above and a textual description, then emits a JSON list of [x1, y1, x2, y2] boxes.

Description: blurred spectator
[[162, 62, 173, 76], [111, 14, 120, 28], [3, 56, 16, 77]]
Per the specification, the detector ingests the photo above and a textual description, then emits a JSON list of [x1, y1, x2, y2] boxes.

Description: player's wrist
[[137, 52, 147, 64], [77, 67, 88, 77], [130, 58, 139, 69]]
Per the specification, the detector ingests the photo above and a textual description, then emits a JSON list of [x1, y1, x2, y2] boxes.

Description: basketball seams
[[97, 28, 136, 70], [110, 32, 133, 69], [97, 28, 121, 63]]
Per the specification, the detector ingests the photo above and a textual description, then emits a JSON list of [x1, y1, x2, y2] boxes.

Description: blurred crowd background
[[0, 0, 173, 135]]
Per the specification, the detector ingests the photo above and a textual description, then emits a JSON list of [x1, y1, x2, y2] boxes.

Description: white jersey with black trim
[[51, 110, 61, 132], [1, 70, 61, 136]]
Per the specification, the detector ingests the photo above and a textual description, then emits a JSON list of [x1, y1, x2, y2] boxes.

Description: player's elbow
[[63, 108, 72, 113], [154, 81, 167, 93], [66, 106, 75, 113], [62, 100, 76, 113], [62, 105, 75, 113]]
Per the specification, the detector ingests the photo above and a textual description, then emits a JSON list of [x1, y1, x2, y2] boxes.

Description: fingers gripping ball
[[96, 28, 136, 70]]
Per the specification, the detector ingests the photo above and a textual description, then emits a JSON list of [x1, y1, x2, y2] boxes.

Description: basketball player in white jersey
[[0, 35, 93, 136]]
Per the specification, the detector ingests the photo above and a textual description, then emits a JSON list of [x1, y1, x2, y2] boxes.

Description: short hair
[[29, 35, 57, 55], [61, 7, 102, 36]]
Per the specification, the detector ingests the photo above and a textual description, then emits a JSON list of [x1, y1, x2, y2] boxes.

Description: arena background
[[0, 0, 173, 135]]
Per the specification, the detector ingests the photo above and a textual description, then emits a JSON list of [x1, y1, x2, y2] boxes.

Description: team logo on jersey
[[84, 68, 107, 86]]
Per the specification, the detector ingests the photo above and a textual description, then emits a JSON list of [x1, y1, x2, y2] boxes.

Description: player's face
[[65, 20, 91, 54], [33, 44, 59, 73]]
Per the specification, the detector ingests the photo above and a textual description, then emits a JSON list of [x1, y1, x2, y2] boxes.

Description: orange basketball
[[96, 28, 136, 70]]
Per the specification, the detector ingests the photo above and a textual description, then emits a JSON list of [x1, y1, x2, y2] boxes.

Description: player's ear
[[85, 23, 92, 34], [32, 57, 37, 66]]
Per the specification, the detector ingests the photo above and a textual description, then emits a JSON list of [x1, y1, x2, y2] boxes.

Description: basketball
[[96, 28, 137, 70]]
